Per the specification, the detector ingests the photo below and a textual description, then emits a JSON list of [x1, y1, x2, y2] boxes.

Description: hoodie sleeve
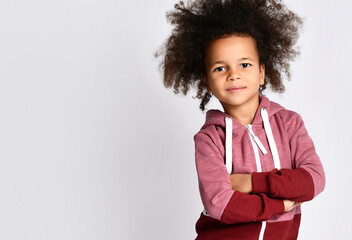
[[252, 111, 326, 202], [195, 131, 284, 224]]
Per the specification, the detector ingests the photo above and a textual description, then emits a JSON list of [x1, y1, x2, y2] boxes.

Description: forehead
[[205, 35, 259, 64]]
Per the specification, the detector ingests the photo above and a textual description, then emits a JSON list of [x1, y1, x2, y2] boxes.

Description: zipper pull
[[246, 125, 267, 155]]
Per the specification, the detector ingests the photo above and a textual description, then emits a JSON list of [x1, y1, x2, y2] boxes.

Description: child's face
[[203, 35, 265, 113]]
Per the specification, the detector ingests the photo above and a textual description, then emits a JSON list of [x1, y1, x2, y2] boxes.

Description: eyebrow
[[210, 58, 255, 67], [239, 57, 255, 61]]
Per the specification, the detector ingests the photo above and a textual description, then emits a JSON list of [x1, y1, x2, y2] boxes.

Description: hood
[[201, 96, 284, 130]]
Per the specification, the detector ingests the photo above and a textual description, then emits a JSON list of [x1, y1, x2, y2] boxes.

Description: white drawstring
[[225, 116, 233, 174], [260, 107, 281, 170], [258, 221, 266, 240]]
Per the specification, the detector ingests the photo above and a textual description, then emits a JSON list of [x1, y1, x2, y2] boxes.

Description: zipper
[[246, 124, 267, 173], [246, 124, 267, 155]]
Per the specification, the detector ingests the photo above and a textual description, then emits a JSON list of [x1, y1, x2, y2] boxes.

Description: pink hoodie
[[194, 96, 325, 240]]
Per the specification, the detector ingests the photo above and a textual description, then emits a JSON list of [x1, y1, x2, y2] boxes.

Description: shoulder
[[264, 97, 304, 128], [194, 124, 224, 144], [193, 123, 226, 158], [277, 108, 302, 122], [275, 107, 306, 136], [194, 109, 227, 141]]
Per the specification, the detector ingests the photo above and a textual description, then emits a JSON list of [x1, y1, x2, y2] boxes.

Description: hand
[[283, 199, 301, 212], [229, 174, 253, 193]]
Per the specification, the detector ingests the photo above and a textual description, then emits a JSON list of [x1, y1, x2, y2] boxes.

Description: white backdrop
[[0, 0, 351, 239]]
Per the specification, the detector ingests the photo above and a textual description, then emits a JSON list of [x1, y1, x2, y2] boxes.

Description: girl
[[155, 0, 325, 239]]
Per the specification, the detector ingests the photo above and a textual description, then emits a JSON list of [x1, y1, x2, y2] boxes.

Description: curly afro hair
[[155, 0, 303, 111]]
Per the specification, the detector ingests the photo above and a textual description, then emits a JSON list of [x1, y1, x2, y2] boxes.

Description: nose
[[227, 67, 240, 81]]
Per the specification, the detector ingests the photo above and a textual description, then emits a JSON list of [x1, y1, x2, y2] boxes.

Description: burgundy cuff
[[268, 197, 285, 216], [252, 172, 270, 194]]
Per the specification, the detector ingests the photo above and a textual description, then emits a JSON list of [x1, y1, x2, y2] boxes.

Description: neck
[[222, 96, 260, 126]]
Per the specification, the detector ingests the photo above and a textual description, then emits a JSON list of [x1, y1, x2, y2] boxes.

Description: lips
[[227, 86, 246, 92]]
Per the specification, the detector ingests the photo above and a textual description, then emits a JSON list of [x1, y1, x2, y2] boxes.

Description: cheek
[[249, 71, 262, 83], [209, 78, 222, 89]]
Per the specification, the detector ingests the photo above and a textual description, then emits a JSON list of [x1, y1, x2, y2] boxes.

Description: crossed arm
[[229, 170, 310, 212], [230, 168, 315, 200]]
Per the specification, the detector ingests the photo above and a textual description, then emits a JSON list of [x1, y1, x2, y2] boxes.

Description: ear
[[201, 74, 211, 91], [259, 64, 265, 85]]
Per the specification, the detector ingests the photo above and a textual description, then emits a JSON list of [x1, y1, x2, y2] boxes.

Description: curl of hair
[[155, 0, 303, 111]]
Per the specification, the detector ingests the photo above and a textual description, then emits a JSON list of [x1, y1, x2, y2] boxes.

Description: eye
[[240, 63, 251, 68], [214, 66, 226, 72]]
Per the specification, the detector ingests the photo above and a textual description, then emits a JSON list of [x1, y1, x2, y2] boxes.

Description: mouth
[[226, 86, 247, 92]]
